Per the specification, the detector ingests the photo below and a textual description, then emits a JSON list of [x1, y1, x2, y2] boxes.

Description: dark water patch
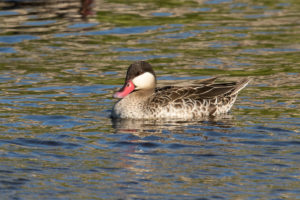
[[263, 163, 290, 168], [0, 170, 14, 174], [5, 138, 80, 149], [276, 176, 299, 181], [183, 153, 219, 158], [210, 196, 226, 200], [139, 142, 160, 148], [270, 188, 300, 197], [118, 181, 139, 185], [168, 143, 196, 149], [250, 153, 268, 158], [0, 178, 29, 188], [112, 141, 134, 146]]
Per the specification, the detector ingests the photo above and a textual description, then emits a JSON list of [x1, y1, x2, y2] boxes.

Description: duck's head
[[114, 61, 156, 98]]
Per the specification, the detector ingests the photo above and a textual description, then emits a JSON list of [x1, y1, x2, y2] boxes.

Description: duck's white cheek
[[132, 72, 155, 89]]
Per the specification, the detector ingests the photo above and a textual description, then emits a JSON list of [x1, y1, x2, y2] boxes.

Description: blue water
[[1, 0, 300, 199]]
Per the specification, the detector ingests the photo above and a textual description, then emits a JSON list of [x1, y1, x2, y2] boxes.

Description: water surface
[[0, 0, 300, 199]]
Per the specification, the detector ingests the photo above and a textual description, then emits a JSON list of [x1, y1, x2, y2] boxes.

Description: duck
[[112, 61, 251, 119]]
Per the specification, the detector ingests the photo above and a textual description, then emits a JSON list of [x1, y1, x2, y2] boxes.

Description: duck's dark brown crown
[[125, 61, 156, 82]]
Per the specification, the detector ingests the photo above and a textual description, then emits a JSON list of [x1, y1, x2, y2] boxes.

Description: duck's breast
[[112, 94, 147, 119]]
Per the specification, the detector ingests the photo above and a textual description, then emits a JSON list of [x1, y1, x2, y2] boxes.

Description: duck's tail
[[231, 78, 252, 95]]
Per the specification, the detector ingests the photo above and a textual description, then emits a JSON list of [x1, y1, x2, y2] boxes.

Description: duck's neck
[[132, 88, 155, 99]]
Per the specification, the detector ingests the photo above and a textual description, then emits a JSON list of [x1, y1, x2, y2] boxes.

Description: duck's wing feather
[[150, 78, 251, 106], [194, 77, 218, 84]]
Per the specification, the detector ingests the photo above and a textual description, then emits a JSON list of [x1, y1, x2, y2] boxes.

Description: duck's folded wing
[[150, 78, 251, 106]]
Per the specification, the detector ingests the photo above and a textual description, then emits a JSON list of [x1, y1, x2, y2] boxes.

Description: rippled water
[[1, 0, 300, 199]]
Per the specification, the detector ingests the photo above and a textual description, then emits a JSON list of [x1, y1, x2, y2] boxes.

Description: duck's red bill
[[113, 80, 135, 98]]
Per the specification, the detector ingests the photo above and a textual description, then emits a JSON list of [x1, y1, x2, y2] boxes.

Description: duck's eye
[[126, 83, 130, 87]]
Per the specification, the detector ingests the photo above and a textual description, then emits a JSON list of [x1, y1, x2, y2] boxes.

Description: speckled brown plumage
[[144, 79, 249, 117]]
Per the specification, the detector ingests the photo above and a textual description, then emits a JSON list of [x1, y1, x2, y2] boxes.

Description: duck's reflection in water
[[111, 114, 236, 138]]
